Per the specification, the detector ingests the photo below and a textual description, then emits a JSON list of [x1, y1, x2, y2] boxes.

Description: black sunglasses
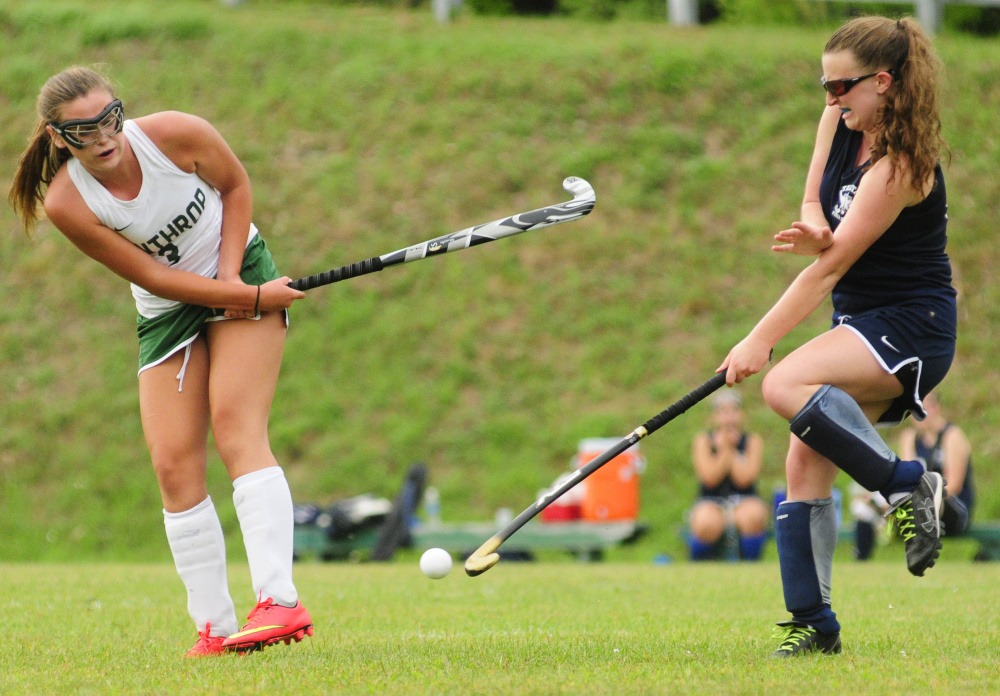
[[820, 70, 897, 97], [51, 99, 125, 149]]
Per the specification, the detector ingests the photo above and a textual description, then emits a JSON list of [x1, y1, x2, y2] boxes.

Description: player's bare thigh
[[203, 311, 287, 479], [762, 326, 902, 422]]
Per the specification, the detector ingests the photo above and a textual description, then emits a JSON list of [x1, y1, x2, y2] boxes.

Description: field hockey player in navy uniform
[[9, 66, 313, 657], [718, 17, 957, 657]]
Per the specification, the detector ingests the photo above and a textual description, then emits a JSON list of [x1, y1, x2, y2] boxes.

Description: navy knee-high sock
[[775, 499, 840, 635], [789, 385, 924, 497], [855, 520, 876, 560], [739, 532, 767, 561]]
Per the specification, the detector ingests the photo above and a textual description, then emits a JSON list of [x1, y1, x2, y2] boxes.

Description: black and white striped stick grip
[[288, 257, 384, 291], [287, 177, 595, 292]]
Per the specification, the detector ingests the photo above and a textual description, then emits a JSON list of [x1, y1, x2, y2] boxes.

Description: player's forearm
[[140, 264, 258, 310], [695, 456, 731, 487], [217, 183, 254, 283], [730, 459, 760, 488], [800, 200, 830, 231]]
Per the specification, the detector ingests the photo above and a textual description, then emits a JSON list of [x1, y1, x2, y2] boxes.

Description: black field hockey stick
[[465, 372, 728, 577], [288, 177, 596, 291]]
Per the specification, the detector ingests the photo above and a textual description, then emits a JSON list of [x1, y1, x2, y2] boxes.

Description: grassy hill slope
[[1, 0, 997, 561]]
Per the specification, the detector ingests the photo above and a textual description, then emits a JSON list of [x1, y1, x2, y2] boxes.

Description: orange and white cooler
[[573, 438, 645, 521], [538, 471, 585, 522]]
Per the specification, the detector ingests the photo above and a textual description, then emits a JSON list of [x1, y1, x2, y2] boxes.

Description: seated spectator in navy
[[852, 390, 973, 560], [900, 390, 973, 535], [688, 391, 769, 561]]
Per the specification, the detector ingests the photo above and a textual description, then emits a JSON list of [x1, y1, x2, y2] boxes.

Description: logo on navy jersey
[[138, 187, 207, 264], [831, 184, 857, 221]]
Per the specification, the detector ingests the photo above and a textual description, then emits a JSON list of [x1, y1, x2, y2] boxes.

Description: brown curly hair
[[825, 16, 948, 193]]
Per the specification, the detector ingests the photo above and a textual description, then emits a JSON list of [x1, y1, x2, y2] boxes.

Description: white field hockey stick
[[465, 373, 728, 576], [288, 177, 596, 291]]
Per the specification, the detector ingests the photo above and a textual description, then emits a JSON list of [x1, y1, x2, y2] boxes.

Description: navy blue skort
[[833, 301, 956, 425]]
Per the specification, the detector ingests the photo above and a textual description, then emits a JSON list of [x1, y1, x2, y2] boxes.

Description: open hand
[[773, 221, 833, 256]]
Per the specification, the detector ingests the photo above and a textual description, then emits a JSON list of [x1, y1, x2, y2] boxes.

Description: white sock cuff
[[233, 466, 285, 490], [163, 495, 214, 520]]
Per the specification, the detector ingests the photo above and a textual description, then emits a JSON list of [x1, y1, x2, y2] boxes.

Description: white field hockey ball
[[420, 547, 452, 579]]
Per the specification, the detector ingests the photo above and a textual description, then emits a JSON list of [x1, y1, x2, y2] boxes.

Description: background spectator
[[687, 391, 769, 561], [852, 390, 972, 560]]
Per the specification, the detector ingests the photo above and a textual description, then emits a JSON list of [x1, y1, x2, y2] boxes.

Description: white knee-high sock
[[233, 467, 298, 607], [163, 496, 238, 637]]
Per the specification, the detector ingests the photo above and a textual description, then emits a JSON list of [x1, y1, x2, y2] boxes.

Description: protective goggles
[[51, 99, 124, 149], [820, 69, 897, 97]]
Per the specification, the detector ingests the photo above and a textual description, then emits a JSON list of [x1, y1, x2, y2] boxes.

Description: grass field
[[2, 558, 999, 694]]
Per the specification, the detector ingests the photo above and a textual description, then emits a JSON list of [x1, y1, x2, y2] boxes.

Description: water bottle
[[832, 486, 843, 529], [424, 486, 441, 527]]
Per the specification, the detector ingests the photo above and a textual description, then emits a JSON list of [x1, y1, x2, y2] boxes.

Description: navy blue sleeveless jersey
[[698, 432, 759, 498], [820, 119, 957, 325]]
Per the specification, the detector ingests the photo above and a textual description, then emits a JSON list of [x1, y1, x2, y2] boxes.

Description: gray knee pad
[[789, 385, 897, 491]]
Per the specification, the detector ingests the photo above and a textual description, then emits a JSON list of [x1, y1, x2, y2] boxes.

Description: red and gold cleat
[[185, 622, 228, 658], [222, 595, 314, 653]]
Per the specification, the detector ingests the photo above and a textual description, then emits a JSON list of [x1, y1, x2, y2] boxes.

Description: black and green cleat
[[770, 621, 842, 658], [885, 471, 945, 577]]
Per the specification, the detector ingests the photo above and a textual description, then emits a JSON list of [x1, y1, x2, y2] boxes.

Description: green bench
[[413, 520, 648, 562], [294, 519, 648, 562], [963, 523, 1000, 561], [293, 523, 383, 562], [837, 522, 1000, 561]]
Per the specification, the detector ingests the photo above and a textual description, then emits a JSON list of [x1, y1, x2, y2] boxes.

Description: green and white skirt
[[136, 235, 286, 389]]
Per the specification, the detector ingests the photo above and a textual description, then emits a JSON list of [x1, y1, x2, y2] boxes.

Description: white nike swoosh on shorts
[[881, 335, 901, 353]]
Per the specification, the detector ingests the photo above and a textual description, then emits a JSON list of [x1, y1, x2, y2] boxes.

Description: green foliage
[[466, 0, 557, 16], [81, 7, 212, 45], [715, 0, 1000, 35], [1, 2, 998, 565], [464, 0, 517, 16], [946, 4, 1000, 35], [713, 0, 835, 25], [5, 1, 87, 30]]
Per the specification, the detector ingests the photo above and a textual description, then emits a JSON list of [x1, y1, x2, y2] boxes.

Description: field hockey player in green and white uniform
[[9, 66, 314, 657]]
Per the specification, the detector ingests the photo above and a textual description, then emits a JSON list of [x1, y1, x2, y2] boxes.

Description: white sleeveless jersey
[[67, 119, 257, 318]]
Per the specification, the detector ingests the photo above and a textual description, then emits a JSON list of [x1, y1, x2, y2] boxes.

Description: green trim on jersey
[[136, 235, 281, 370]]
